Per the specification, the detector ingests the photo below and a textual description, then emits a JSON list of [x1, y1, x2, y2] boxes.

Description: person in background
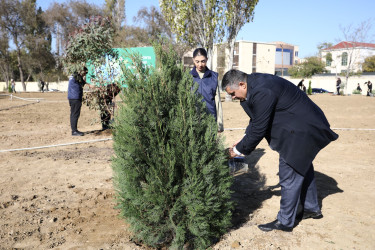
[[356, 83, 362, 93], [297, 79, 304, 91], [11, 79, 16, 93], [336, 78, 341, 95], [40, 79, 45, 93], [223, 69, 338, 232], [190, 48, 223, 132], [67, 67, 92, 136], [365, 80, 372, 96]]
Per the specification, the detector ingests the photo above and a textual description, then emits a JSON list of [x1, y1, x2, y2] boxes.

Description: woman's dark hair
[[193, 48, 208, 58]]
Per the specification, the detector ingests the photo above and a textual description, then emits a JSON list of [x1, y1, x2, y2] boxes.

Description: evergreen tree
[[112, 44, 233, 249], [308, 80, 312, 95]]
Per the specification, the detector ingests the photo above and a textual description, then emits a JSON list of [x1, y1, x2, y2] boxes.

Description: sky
[[37, 0, 375, 58]]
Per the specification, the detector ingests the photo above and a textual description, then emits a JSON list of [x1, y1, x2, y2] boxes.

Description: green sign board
[[86, 47, 156, 86]]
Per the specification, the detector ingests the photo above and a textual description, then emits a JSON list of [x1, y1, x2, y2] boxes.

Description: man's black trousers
[[69, 99, 82, 132], [276, 157, 320, 227]]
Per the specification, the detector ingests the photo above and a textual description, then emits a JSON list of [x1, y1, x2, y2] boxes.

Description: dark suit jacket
[[236, 73, 338, 176]]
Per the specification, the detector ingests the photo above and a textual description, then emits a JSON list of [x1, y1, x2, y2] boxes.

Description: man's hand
[[225, 147, 239, 159]]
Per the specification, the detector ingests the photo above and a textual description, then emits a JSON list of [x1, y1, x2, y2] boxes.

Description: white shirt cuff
[[233, 146, 242, 156]]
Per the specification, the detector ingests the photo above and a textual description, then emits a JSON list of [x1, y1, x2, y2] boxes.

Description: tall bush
[[62, 16, 120, 125], [112, 44, 233, 249]]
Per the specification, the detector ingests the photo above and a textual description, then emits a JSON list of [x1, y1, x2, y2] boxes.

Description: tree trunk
[[56, 24, 60, 56], [14, 37, 25, 91], [207, 47, 213, 70], [17, 52, 25, 92], [227, 39, 235, 71], [224, 39, 236, 102]]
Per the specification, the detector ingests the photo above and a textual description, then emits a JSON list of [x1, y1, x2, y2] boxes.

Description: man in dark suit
[[222, 70, 338, 232]]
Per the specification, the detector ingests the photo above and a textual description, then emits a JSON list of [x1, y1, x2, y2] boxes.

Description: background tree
[[317, 42, 333, 59], [43, 0, 103, 58], [114, 26, 150, 47], [0, 0, 28, 91], [63, 16, 120, 126], [112, 43, 233, 249], [338, 19, 373, 94], [23, 6, 55, 83], [325, 52, 333, 66], [0, 0, 57, 90], [0, 28, 11, 89], [362, 55, 375, 72], [133, 6, 172, 40], [113, 6, 167, 48], [104, 0, 125, 32], [224, 0, 258, 70], [288, 56, 326, 78], [131, 6, 190, 58], [160, 0, 225, 67]]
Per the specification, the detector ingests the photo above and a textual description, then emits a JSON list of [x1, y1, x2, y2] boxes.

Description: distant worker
[[11, 79, 16, 93], [336, 78, 341, 95], [297, 79, 304, 91], [67, 67, 92, 136], [40, 80, 45, 93], [365, 81, 372, 96], [356, 83, 362, 93]]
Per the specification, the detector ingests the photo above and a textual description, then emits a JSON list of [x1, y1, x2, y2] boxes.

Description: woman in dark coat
[[190, 48, 223, 132]]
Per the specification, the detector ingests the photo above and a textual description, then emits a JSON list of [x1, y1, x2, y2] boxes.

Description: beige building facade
[[211, 40, 299, 79], [183, 41, 299, 80], [212, 41, 276, 78]]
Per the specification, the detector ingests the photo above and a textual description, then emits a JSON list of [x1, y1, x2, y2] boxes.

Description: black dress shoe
[[302, 211, 323, 220], [258, 219, 293, 232], [72, 131, 84, 136]]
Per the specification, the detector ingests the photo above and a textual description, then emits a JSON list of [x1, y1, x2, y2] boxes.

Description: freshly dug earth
[[0, 92, 374, 249]]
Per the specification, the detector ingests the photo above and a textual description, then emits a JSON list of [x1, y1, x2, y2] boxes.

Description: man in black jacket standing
[[222, 70, 338, 232], [67, 67, 89, 136]]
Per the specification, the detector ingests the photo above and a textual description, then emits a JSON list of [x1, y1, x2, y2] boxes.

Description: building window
[[233, 42, 239, 55], [326, 52, 332, 66], [184, 57, 194, 68], [342, 52, 348, 66], [233, 55, 239, 67], [253, 43, 257, 54], [252, 55, 256, 67], [295, 51, 298, 57]]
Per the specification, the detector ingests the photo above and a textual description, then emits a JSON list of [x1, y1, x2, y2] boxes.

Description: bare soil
[[0, 92, 374, 249]]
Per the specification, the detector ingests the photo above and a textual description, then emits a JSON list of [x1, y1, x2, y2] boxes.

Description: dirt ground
[[0, 92, 374, 249]]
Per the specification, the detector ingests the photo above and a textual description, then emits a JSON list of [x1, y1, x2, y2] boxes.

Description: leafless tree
[[338, 19, 373, 94]]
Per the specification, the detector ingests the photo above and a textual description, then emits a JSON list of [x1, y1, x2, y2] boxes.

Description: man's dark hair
[[222, 69, 247, 90], [193, 48, 208, 58]]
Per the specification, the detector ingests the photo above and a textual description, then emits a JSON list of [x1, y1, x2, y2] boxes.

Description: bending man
[[223, 70, 338, 232]]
